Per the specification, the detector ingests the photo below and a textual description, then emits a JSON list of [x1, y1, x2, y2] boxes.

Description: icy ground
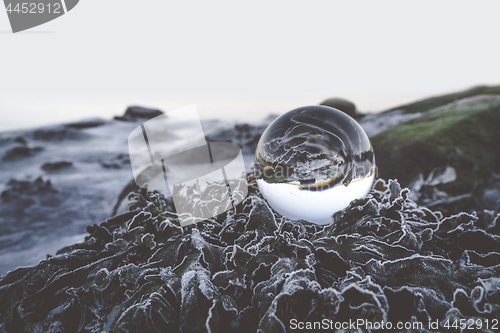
[[0, 178, 499, 332]]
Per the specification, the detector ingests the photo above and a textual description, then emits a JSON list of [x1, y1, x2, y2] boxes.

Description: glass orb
[[254, 105, 376, 224]]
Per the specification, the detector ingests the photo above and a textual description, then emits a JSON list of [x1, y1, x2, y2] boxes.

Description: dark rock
[[319, 97, 357, 118], [114, 106, 164, 122], [99, 153, 130, 169], [41, 161, 73, 172], [245, 199, 277, 234], [13, 136, 27, 145], [31, 126, 89, 141], [3, 145, 42, 161], [1, 177, 55, 202], [64, 118, 107, 129], [0, 135, 27, 147]]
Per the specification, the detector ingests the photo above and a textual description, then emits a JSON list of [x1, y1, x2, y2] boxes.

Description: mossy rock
[[372, 95, 500, 194], [383, 84, 500, 114]]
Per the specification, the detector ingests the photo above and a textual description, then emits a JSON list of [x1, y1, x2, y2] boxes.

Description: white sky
[[1, 0, 500, 130]]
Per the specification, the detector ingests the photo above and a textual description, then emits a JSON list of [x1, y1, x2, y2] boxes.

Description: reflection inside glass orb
[[254, 105, 376, 224]]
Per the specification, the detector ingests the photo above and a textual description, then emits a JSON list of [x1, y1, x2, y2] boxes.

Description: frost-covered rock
[[1, 178, 499, 332]]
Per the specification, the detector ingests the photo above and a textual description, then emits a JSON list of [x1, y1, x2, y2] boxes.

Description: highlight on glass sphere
[[254, 105, 376, 224]]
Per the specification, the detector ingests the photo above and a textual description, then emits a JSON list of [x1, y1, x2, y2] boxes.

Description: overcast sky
[[1, 0, 499, 130]]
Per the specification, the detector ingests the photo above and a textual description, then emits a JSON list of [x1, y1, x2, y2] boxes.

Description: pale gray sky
[[1, 0, 499, 130]]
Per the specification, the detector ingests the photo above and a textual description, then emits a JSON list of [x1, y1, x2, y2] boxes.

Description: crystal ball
[[254, 105, 376, 224]]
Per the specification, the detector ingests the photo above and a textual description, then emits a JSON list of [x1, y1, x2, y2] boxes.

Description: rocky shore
[[1, 86, 500, 332], [1, 177, 499, 332]]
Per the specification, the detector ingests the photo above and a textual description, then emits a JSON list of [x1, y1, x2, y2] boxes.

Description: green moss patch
[[372, 95, 500, 194]]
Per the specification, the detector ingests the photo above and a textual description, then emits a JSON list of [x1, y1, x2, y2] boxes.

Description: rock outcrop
[[1, 179, 499, 332], [319, 97, 357, 118], [114, 106, 164, 122]]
